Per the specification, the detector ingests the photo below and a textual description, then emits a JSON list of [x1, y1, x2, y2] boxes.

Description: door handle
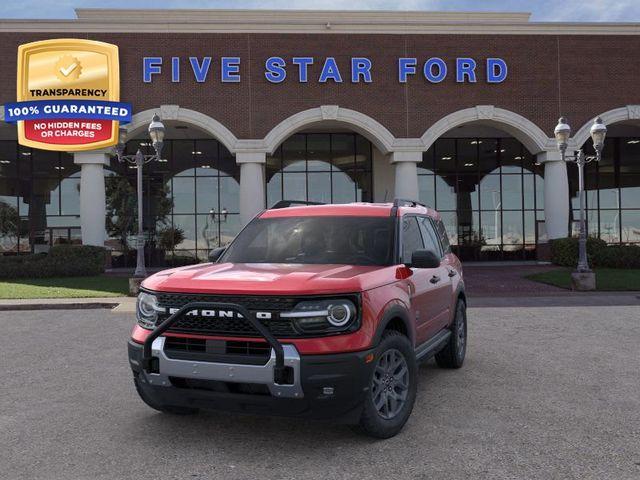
[[448, 269, 457, 277], [429, 275, 441, 284]]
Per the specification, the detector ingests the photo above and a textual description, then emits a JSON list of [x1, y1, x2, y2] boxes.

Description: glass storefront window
[[195, 177, 219, 214], [569, 136, 640, 245], [621, 174, 640, 209], [479, 175, 501, 211], [308, 172, 332, 203], [419, 136, 544, 260], [621, 210, 640, 243], [435, 176, 456, 211], [307, 134, 331, 171], [599, 210, 620, 243], [60, 175, 80, 216], [172, 177, 196, 214], [501, 175, 523, 211], [266, 133, 373, 206], [102, 138, 241, 267]]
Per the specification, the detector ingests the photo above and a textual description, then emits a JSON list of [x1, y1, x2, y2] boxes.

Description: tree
[[157, 226, 185, 251], [104, 176, 173, 252], [0, 201, 21, 250]]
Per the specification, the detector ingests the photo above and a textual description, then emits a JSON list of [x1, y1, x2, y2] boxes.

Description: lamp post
[[113, 114, 166, 277], [553, 116, 607, 286]]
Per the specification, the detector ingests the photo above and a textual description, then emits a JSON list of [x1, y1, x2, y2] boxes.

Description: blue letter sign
[[487, 58, 508, 83], [142, 56, 508, 84]]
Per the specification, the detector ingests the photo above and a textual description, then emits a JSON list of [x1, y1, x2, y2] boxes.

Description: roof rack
[[392, 198, 427, 208], [270, 200, 325, 209], [390, 198, 428, 216]]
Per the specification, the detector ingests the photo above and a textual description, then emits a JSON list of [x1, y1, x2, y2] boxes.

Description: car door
[[417, 216, 453, 332], [400, 216, 440, 345]]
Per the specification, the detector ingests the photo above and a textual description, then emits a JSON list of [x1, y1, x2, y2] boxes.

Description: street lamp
[[113, 114, 166, 277], [553, 116, 607, 281]]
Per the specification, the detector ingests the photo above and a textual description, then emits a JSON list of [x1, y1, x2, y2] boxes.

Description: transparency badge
[[4, 39, 132, 151]]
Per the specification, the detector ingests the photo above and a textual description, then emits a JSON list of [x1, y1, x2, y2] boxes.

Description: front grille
[[156, 293, 300, 338], [156, 293, 298, 312], [164, 337, 272, 365], [153, 291, 360, 339], [169, 377, 271, 396]]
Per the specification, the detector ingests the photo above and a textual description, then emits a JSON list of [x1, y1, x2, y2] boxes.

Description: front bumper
[[128, 339, 375, 422]]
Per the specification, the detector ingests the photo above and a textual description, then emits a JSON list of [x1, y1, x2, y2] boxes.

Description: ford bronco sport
[[128, 199, 466, 438]]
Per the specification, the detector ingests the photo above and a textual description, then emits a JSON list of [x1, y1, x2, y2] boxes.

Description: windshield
[[221, 216, 395, 266]]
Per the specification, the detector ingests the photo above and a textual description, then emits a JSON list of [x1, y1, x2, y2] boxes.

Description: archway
[[263, 106, 395, 155], [263, 106, 398, 206], [127, 105, 239, 154], [111, 111, 242, 266], [421, 106, 552, 155], [0, 116, 85, 254], [418, 114, 550, 261], [569, 106, 640, 245]]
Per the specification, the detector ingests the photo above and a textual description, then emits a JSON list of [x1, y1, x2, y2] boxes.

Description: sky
[[1, 0, 639, 22]]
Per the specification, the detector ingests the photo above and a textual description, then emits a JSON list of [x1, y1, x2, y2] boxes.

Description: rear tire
[[356, 330, 417, 439], [133, 375, 199, 415], [435, 299, 467, 369]]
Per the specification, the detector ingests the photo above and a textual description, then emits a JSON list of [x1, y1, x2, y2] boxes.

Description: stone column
[[237, 151, 266, 225], [74, 151, 110, 246], [391, 151, 421, 200], [538, 151, 569, 240]]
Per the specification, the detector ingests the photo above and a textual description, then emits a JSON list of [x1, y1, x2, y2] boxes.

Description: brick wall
[[1, 32, 638, 140]]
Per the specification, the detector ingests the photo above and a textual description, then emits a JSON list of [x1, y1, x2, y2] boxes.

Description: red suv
[[128, 199, 466, 438]]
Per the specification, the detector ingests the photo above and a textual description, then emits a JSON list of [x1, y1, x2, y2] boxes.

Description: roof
[[0, 9, 638, 35], [260, 202, 439, 218]]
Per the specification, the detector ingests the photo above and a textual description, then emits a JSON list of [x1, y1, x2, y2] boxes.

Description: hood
[[142, 262, 397, 295]]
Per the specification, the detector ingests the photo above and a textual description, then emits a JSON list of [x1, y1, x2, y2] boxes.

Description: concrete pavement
[[1, 306, 639, 479]]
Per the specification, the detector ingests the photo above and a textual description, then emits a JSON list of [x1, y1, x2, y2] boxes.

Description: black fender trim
[[455, 284, 467, 305], [371, 304, 415, 347]]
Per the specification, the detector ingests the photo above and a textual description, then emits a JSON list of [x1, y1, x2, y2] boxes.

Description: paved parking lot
[[1, 305, 639, 480]]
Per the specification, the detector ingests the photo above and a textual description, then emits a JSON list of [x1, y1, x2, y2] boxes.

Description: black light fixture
[[113, 113, 166, 278]]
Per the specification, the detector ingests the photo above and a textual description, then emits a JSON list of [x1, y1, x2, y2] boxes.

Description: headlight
[[327, 303, 352, 326], [136, 292, 160, 329], [281, 298, 358, 334]]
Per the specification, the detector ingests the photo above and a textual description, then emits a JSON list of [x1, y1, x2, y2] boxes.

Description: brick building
[[0, 9, 639, 264]]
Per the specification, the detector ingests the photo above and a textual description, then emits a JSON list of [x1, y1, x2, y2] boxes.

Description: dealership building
[[0, 9, 639, 265]]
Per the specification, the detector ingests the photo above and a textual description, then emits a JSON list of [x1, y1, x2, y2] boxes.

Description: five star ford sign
[[4, 39, 132, 152]]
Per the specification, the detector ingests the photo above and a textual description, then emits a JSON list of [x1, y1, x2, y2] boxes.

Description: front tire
[[356, 330, 417, 439], [435, 298, 467, 369]]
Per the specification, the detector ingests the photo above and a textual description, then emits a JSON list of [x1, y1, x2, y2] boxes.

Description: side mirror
[[208, 247, 226, 263], [408, 249, 441, 269]]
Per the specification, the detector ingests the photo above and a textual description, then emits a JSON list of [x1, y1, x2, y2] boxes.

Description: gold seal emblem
[[15, 38, 121, 151], [54, 55, 82, 82]]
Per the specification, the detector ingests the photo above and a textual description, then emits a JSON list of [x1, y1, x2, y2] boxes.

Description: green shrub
[[165, 253, 200, 268], [0, 245, 106, 279], [593, 244, 640, 269], [550, 237, 640, 269]]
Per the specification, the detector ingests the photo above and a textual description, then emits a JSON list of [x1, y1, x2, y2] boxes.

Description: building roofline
[[73, 9, 533, 23], [0, 9, 638, 35]]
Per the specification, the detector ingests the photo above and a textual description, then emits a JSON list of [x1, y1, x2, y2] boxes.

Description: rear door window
[[435, 219, 451, 254], [401, 216, 424, 264], [418, 216, 443, 258]]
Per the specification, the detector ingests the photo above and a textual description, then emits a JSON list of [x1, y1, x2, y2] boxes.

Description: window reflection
[[0, 143, 83, 253], [419, 137, 543, 260], [266, 133, 372, 206], [569, 137, 640, 245], [621, 210, 640, 243], [105, 138, 242, 266]]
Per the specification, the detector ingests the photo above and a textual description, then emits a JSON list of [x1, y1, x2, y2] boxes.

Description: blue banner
[[4, 100, 132, 123]]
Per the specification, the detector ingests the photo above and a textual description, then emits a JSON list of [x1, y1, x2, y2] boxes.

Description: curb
[[0, 302, 120, 311]]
